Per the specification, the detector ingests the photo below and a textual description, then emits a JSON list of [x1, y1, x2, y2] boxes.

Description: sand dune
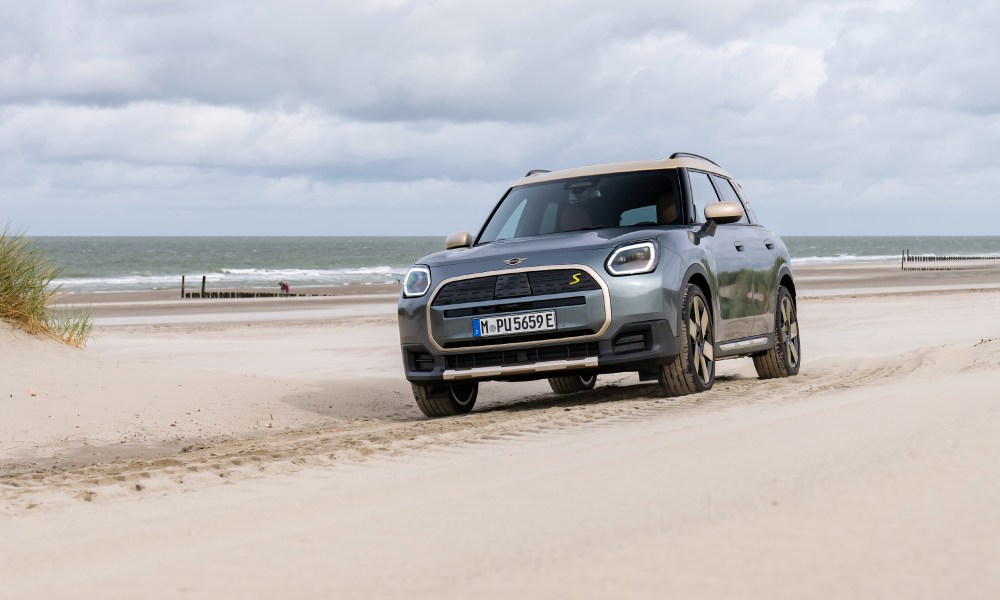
[[2, 263, 1000, 598]]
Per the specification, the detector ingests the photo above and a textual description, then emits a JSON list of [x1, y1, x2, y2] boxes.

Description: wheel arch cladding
[[686, 271, 713, 311], [686, 269, 716, 334], [779, 273, 796, 299]]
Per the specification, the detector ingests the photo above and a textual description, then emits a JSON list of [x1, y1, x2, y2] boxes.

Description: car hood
[[418, 228, 670, 271]]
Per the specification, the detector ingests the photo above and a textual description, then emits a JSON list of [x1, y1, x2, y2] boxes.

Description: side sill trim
[[718, 336, 769, 351], [442, 357, 599, 381]]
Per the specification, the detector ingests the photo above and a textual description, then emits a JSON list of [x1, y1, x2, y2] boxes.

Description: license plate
[[473, 311, 557, 338]]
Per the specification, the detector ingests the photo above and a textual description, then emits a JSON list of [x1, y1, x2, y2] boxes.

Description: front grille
[[433, 276, 497, 305], [433, 269, 601, 306], [445, 341, 600, 370], [495, 273, 531, 299], [528, 269, 601, 295]]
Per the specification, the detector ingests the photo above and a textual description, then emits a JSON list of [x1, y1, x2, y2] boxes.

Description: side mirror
[[704, 201, 743, 225], [445, 231, 473, 250]]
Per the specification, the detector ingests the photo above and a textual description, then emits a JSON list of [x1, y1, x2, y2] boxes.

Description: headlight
[[606, 241, 658, 276], [402, 266, 431, 297]]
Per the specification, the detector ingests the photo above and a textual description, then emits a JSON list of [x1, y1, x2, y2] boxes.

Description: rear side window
[[710, 175, 750, 223]]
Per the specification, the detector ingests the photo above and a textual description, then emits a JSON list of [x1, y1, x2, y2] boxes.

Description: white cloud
[[0, 101, 581, 182], [0, 0, 998, 235]]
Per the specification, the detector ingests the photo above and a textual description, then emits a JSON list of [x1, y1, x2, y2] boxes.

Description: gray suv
[[398, 153, 800, 417]]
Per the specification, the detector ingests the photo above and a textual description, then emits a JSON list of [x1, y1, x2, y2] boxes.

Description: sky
[[1, 0, 998, 237]]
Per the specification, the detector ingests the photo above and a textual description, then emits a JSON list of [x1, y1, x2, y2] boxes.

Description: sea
[[30, 236, 1000, 294]]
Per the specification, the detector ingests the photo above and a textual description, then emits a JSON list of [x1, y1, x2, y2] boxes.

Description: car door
[[710, 175, 776, 336], [688, 170, 754, 342]]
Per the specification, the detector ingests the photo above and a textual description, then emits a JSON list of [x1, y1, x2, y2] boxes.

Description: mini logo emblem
[[504, 257, 527, 266], [569, 273, 581, 285]]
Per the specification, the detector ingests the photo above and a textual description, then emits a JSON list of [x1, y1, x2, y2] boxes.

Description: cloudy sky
[[1, 0, 997, 236]]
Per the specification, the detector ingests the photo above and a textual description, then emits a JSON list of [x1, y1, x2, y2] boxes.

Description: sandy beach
[[2, 262, 1000, 598]]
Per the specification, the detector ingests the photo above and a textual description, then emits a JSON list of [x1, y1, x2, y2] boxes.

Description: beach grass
[[0, 227, 92, 346]]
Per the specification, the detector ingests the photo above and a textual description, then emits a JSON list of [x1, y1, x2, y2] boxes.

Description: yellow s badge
[[569, 273, 581, 285]]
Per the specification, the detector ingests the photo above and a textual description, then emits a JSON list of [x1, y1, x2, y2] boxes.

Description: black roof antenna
[[669, 152, 721, 168], [524, 169, 551, 177]]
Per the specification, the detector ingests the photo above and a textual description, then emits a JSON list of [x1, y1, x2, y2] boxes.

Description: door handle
[[734, 241, 745, 252], [764, 239, 775, 250]]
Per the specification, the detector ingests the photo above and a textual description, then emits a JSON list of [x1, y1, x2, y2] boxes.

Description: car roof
[[512, 156, 733, 187]]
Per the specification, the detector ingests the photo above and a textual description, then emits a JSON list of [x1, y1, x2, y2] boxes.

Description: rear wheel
[[547, 374, 597, 395], [660, 284, 715, 396], [753, 286, 800, 379], [411, 382, 478, 417]]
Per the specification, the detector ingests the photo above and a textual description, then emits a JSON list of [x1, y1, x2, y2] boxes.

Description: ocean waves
[[791, 254, 901, 265], [37, 236, 1000, 293], [53, 266, 409, 293]]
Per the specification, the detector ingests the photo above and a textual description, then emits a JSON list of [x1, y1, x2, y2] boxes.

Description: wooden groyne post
[[179, 274, 387, 299], [180, 275, 335, 299], [902, 249, 1000, 271]]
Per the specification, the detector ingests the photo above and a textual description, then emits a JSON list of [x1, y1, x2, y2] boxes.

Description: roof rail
[[525, 169, 551, 177], [669, 152, 721, 167]]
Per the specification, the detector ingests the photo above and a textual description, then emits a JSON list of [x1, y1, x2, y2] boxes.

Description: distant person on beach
[[279, 281, 290, 296]]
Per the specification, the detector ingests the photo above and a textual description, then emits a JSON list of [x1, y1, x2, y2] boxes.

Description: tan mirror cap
[[704, 201, 743, 224], [445, 231, 473, 250]]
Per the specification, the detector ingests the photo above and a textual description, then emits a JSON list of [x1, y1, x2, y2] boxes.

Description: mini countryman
[[398, 153, 800, 417]]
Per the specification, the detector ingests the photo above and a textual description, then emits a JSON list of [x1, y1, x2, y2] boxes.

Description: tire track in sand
[[1, 346, 933, 513]]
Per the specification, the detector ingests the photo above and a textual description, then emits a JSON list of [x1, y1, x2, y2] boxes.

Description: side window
[[495, 198, 527, 240], [710, 175, 750, 224], [688, 171, 719, 222], [730, 179, 758, 223]]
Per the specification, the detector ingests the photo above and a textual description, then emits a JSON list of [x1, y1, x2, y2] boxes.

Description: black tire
[[660, 284, 715, 396], [753, 286, 801, 379], [411, 382, 478, 417], [547, 374, 597, 395]]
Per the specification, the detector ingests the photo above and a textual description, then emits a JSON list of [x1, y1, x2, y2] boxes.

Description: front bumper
[[399, 260, 682, 384], [401, 318, 680, 383]]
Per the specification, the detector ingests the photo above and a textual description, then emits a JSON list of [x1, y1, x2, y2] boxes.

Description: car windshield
[[478, 169, 682, 244]]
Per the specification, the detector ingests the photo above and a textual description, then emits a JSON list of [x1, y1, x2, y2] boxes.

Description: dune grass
[[0, 227, 92, 347]]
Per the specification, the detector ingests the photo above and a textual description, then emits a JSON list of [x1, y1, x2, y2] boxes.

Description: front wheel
[[660, 284, 715, 396], [548, 374, 597, 395], [753, 286, 800, 379], [411, 382, 478, 417]]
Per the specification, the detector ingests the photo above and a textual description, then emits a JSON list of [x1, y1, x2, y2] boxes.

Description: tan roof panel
[[513, 156, 731, 187]]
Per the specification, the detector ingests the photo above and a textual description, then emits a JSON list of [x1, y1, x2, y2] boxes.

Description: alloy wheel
[[688, 295, 714, 384], [780, 296, 800, 369]]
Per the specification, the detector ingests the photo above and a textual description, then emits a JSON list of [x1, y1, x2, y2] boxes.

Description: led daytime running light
[[606, 241, 658, 276], [403, 266, 431, 297]]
